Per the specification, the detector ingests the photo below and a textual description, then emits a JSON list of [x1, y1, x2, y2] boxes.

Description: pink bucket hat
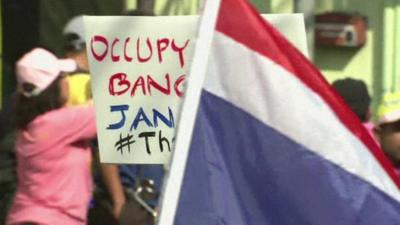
[[16, 48, 77, 97]]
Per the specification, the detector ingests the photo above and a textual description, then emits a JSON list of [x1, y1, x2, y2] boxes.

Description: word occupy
[[90, 36, 190, 68]]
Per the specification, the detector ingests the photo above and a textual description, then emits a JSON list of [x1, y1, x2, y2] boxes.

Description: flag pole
[[157, 0, 221, 225]]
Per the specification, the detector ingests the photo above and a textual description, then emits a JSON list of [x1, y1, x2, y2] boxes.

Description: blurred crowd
[[1, 11, 164, 225], [1, 10, 400, 225], [332, 78, 400, 177]]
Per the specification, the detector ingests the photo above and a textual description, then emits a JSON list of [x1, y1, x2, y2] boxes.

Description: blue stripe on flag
[[174, 90, 400, 225]]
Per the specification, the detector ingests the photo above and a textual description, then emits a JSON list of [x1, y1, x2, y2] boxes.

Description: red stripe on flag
[[216, 0, 400, 189]]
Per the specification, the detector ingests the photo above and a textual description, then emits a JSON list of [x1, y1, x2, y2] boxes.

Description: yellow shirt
[[66, 73, 91, 106]]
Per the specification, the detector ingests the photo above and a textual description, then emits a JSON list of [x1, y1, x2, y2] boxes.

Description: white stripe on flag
[[204, 32, 400, 201]]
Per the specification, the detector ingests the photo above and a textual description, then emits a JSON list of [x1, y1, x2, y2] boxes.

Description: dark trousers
[[88, 191, 154, 225], [0, 183, 15, 225], [119, 198, 154, 225]]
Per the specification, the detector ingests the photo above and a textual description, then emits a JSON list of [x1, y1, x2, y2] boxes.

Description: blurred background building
[[1, 0, 400, 117]]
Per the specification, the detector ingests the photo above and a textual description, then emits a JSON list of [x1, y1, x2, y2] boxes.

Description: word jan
[[107, 105, 175, 131], [109, 72, 185, 97], [90, 35, 190, 68]]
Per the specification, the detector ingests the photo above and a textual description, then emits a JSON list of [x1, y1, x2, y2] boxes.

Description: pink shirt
[[7, 105, 96, 225]]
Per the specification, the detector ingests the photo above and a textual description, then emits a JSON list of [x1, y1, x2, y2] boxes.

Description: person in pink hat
[[6, 48, 96, 225]]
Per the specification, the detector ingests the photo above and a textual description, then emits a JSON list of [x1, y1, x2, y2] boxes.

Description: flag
[[164, 0, 400, 224]]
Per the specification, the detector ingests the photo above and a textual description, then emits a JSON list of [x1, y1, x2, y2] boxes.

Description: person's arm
[[100, 163, 126, 219], [55, 103, 97, 143]]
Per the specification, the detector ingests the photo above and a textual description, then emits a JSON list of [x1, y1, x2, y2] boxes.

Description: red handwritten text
[[90, 35, 190, 68], [109, 72, 185, 98]]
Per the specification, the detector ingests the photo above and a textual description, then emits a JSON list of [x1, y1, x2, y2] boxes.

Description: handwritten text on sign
[[85, 16, 198, 164]]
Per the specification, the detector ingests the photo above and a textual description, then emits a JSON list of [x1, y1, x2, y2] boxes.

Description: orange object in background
[[315, 12, 367, 48]]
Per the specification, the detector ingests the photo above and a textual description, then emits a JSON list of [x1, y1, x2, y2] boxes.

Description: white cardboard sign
[[84, 14, 307, 164]]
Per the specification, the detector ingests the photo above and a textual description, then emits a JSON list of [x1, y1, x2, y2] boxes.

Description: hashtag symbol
[[115, 133, 135, 155]]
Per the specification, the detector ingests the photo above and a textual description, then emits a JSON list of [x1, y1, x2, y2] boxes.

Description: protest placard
[[84, 14, 307, 164]]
